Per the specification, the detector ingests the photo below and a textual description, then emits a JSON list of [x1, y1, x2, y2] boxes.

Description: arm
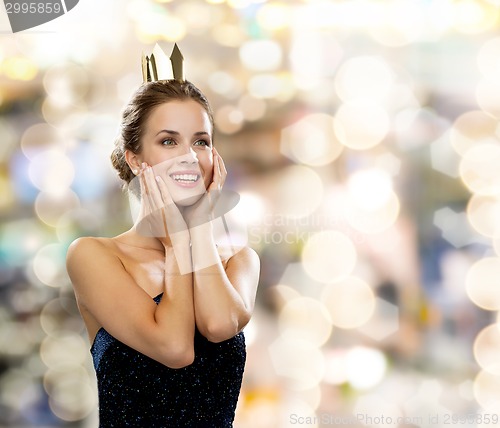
[[190, 222, 260, 343]]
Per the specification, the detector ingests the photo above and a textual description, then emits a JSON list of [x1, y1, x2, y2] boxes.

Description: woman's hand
[[183, 147, 227, 228], [136, 162, 189, 248]]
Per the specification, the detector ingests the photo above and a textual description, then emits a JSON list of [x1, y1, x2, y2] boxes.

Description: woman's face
[[139, 100, 214, 206]]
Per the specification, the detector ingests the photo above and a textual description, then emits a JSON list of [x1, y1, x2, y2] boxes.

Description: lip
[[168, 170, 202, 188]]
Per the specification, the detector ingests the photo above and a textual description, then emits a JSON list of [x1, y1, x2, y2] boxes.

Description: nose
[[178, 147, 198, 164]]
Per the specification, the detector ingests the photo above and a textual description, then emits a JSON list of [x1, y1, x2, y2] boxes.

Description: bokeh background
[[2, 0, 500, 426]]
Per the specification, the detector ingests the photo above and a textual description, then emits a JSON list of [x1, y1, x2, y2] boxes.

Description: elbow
[[158, 342, 195, 369], [202, 314, 249, 343]]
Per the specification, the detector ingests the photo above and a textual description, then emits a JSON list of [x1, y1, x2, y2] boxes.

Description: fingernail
[[155, 176, 160, 182]]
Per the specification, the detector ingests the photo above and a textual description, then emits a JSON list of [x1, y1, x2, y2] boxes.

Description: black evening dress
[[90, 294, 246, 427]]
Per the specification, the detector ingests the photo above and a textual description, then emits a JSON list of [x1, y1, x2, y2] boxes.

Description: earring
[[132, 169, 138, 175]]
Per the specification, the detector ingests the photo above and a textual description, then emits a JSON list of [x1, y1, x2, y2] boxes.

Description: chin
[[173, 192, 204, 207]]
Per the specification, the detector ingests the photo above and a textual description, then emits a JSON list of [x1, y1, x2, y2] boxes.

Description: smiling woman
[[65, 52, 260, 427]]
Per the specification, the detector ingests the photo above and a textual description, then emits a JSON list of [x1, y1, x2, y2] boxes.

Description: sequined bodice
[[90, 294, 246, 427]]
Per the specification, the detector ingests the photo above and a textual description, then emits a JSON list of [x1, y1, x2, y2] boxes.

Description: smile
[[169, 171, 201, 188]]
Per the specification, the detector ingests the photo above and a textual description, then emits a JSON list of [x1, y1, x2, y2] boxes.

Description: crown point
[[170, 43, 184, 82]]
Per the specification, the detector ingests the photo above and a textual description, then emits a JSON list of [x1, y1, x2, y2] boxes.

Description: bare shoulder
[[66, 237, 122, 287], [226, 246, 260, 268]]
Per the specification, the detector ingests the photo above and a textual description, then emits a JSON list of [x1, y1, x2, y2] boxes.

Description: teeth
[[171, 174, 198, 182]]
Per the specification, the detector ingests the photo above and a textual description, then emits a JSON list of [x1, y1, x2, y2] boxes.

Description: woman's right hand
[[136, 162, 189, 249]]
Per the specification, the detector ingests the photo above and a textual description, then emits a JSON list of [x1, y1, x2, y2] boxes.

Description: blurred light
[[231, 191, 266, 225], [476, 78, 500, 119], [40, 298, 83, 337], [212, 24, 246, 47], [450, 110, 499, 156], [280, 113, 344, 166], [35, 190, 80, 228], [323, 349, 348, 385], [453, 0, 498, 34], [44, 367, 95, 421], [346, 346, 387, 390], [208, 71, 242, 98], [28, 149, 74, 196], [348, 169, 393, 211], [473, 324, 500, 374], [3, 56, 38, 80], [20, 123, 64, 160], [240, 40, 282, 71], [368, 0, 425, 46], [43, 63, 90, 106], [206, 0, 225, 3], [478, 37, 500, 78], [335, 56, 394, 102], [466, 257, 500, 310], [430, 131, 461, 178], [334, 100, 390, 150], [301, 230, 357, 283], [40, 334, 87, 369], [459, 143, 500, 196], [42, 97, 87, 129], [0, 219, 52, 267], [256, 2, 291, 31], [248, 73, 282, 99], [56, 208, 103, 244], [176, 1, 222, 35], [466, 194, 500, 238], [136, 10, 186, 42], [32, 243, 68, 288], [357, 297, 400, 340], [274, 165, 323, 218], [0, 118, 18, 163], [268, 284, 301, 310], [237, 95, 267, 121], [268, 335, 325, 391], [375, 152, 402, 176], [278, 297, 332, 346], [321, 276, 375, 329], [0, 172, 14, 210], [215, 105, 244, 134], [290, 30, 343, 88], [474, 369, 500, 411], [346, 190, 400, 234]]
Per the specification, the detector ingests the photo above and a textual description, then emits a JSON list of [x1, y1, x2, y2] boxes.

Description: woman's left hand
[[183, 147, 227, 228]]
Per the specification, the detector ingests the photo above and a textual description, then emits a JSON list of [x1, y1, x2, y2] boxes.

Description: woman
[[66, 75, 260, 427]]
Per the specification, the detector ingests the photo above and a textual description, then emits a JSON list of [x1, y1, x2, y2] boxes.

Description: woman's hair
[[110, 80, 214, 190]]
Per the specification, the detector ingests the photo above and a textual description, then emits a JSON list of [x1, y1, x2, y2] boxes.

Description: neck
[[116, 227, 166, 252]]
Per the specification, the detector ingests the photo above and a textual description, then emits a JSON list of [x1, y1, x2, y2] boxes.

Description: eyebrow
[[155, 129, 211, 138]]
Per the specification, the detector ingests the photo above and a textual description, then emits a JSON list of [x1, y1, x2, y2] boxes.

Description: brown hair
[[110, 80, 214, 190]]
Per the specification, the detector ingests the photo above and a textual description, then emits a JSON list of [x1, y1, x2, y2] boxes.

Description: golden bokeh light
[[280, 113, 344, 166], [44, 367, 96, 421], [269, 335, 325, 391], [346, 190, 400, 234], [449, 110, 499, 156], [40, 334, 88, 369], [28, 149, 74, 196], [32, 244, 68, 288], [274, 165, 324, 218], [256, 2, 291, 31], [459, 143, 500, 195], [466, 194, 500, 238], [473, 369, 500, 411], [237, 94, 267, 122], [301, 230, 357, 283], [466, 257, 500, 310], [345, 346, 387, 390], [452, 0, 499, 34], [473, 324, 500, 375], [321, 276, 375, 329], [35, 190, 80, 228], [476, 78, 500, 119], [278, 297, 332, 346], [478, 37, 500, 78], [335, 56, 394, 102], [20, 123, 64, 160], [3, 57, 38, 81], [239, 40, 283, 71], [215, 105, 244, 134], [334, 100, 390, 150], [347, 169, 393, 211]]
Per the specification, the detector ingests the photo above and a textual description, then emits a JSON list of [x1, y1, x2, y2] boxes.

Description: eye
[[193, 139, 211, 147], [161, 138, 176, 146]]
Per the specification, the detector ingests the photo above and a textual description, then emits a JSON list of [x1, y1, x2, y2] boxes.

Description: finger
[[155, 174, 174, 205], [144, 166, 163, 210]]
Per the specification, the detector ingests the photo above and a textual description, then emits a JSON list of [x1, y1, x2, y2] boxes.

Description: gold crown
[[142, 43, 184, 83]]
